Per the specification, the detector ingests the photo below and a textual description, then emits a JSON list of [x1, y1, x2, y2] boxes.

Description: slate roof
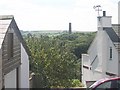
[[112, 24, 120, 37], [0, 15, 30, 56], [0, 16, 12, 48], [103, 27, 120, 43]]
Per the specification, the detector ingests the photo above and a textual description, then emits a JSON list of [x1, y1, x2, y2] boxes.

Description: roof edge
[[112, 24, 120, 26], [0, 15, 14, 20]]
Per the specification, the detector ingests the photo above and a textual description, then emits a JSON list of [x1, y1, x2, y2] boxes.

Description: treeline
[[23, 32, 96, 88]]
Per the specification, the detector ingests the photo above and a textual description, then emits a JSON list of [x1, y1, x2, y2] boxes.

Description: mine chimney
[[69, 22, 72, 34]]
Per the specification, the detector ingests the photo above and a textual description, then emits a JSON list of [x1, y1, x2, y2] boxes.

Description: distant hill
[[20, 30, 68, 36], [20, 30, 96, 37]]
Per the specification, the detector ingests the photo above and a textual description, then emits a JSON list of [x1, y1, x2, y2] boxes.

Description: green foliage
[[56, 32, 96, 59], [24, 32, 96, 88], [71, 79, 84, 87]]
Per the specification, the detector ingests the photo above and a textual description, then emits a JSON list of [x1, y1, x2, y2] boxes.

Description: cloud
[[0, 0, 118, 31], [71, 0, 118, 31]]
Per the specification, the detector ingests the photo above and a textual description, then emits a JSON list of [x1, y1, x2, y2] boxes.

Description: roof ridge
[[0, 15, 14, 20]]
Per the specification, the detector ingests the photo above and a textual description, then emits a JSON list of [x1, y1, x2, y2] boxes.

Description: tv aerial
[[93, 5, 102, 16]]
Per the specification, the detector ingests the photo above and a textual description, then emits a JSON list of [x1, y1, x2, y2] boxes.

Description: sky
[[0, 0, 119, 31]]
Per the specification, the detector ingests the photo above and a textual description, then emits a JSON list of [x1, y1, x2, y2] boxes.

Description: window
[[7, 33, 13, 59], [110, 47, 112, 59]]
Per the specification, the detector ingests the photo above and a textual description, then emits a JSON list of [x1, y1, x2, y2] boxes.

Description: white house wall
[[88, 33, 98, 54], [118, 53, 120, 75], [82, 54, 90, 66], [88, 31, 103, 79], [89, 30, 118, 79], [88, 33, 99, 69], [96, 30, 105, 73], [97, 16, 112, 28], [99, 30, 119, 76], [0, 49, 2, 90], [82, 32, 100, 86], [118, 1, 120, 24], [99, 30, 109, 76], [4, 69, 16, 88], [105, 34, 119, 75], [82, 67, 90, 87], [82, 29, 119, 86], [81, 54, 90, 86], [19, 43, 29, 88]]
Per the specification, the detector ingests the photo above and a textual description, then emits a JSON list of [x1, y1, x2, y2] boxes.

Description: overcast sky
[[0, 0, 119, 31]]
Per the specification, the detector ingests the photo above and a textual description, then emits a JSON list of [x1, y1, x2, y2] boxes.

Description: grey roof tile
[[0, 15, 13, 20], [0, 19, 12, 48], [0, 15, 31, 56], [103, 27, 120, 42]]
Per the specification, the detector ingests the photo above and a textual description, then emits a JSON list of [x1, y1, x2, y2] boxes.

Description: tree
[[23, 32, 96, 88]]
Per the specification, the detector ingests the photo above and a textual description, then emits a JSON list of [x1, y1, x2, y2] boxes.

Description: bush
[[71, 79, 84, 87]]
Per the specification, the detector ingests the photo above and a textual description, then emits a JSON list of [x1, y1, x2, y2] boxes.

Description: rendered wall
[[0, 49, 2, 89], [19, 43, 29, 88], [118, 1, 120, 24], [4, 69, 16, 88]]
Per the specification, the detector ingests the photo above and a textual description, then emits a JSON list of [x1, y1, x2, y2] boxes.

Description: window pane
[[110, 47, 112, 59]]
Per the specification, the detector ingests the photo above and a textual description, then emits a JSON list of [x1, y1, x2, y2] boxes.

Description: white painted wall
[[118, 1, 120, 24], [106, 39, 119, 75], [82, 68, 90, 87], [81, 54, 90, 86], [98, 30, 119, 76], [82, 54, 90, 66], [0, 49, 2, 90], [118, 53, 120, 75], [97, 16, 112, 28], [19, 43, 29, 88], [99, 30, 108, 77], [82, 30, 119, 86], [4, 69, 16, 88], [82, 32, 101, 86], [82, 13, 120, 87]]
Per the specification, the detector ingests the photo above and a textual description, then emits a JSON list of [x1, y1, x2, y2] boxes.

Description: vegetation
[[23, 31, 96, 88]]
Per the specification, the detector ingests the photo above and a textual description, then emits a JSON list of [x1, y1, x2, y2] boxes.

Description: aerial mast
[[93, 5, 102, 16]]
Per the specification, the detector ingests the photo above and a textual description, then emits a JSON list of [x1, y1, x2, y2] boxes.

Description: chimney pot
[[103, 11, 106, 16]]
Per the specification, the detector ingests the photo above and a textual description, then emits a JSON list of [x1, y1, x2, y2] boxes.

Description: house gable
[[0, 16, 13, 89], [2, 18, 21, 75], [9, 17, 30, 56], [82, 9, 120, 86], [87, 32, 98, 54], [0, 15, 30, 75]]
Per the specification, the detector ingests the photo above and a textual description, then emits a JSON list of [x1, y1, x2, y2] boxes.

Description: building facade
[[0, 15, 29, 89], [82, 3, 120, 87]]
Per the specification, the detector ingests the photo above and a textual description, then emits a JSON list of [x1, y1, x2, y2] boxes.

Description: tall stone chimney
[[69, 22, 72, 34], [97, 11, 112, 30]]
